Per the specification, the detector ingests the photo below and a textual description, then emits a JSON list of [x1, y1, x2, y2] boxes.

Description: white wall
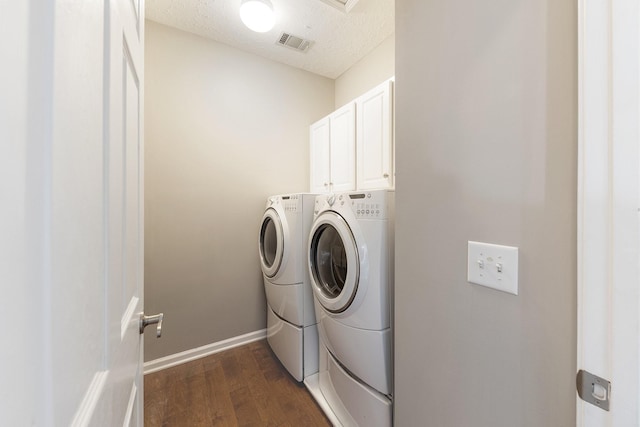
[[394, 0, 577, 425], [144, 21, 335, 361], [334, 34, 395, 108]]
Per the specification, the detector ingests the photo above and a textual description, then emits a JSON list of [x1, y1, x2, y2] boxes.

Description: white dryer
[[307, 189, 394, 427], [258, 193, 318, 382]]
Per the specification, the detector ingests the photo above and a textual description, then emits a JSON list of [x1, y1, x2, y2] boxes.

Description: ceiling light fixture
[[239, 0, 276, 33]]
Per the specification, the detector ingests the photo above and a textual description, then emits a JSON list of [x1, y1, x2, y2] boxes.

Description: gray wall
[[394, 1, 577, 426], [334, 34, 395, 109], [144, 21, 334, 361]]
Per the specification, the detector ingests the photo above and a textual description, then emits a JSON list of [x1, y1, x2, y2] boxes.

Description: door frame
[[577, 0, 639, 425]]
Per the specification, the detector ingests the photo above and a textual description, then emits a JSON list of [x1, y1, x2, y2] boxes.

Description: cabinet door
[[310, 117, 331, 193], [329, 102, 356, 192], [357, 79, 393, 189]]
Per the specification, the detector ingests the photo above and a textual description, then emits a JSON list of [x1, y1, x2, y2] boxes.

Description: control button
[[366, 210, 370, 214]]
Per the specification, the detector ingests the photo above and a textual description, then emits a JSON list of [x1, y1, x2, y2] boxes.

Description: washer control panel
[[314, 190, 392, 219], [354, 201, 382, 218], [339, 191, 390, 219]]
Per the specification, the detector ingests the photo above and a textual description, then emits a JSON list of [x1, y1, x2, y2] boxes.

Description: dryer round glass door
[[259, 209, 284, 278], [309, 211, 359, 313]]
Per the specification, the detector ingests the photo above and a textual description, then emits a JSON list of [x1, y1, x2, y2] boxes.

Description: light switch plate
[[467, 241, 519, 295]]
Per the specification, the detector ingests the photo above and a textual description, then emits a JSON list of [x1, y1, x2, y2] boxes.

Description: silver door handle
[[140, 313, 164, 337]]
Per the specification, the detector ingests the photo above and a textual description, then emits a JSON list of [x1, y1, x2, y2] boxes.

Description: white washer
[[258, 193, 318, 382], [307, 189, 394, 427]]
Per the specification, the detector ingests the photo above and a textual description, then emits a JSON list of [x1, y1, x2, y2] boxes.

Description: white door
[[0, 0, 148, 425], [329, 103, 357, 192], [356, 79, 394, 190], [577, 0, 639, 425], [103, 0, 147, 425], [310, 117, 331, 193]]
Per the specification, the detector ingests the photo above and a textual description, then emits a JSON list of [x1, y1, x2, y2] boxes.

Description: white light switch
[[467, 241, 519, 295]]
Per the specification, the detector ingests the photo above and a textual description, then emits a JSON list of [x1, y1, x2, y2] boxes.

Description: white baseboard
[[143, 329, 267, 375]]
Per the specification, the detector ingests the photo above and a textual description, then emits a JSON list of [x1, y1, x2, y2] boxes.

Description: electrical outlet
[[467, 241, 519, 295]]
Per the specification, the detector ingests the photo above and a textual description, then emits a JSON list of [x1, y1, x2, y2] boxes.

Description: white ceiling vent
[[277, 32, 312, 52]]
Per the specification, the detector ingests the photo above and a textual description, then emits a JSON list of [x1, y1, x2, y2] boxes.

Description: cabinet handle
[[383, 173, 389, 178]]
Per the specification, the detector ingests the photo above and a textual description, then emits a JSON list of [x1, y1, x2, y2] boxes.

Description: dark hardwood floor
[[144, 339, 331, 426]]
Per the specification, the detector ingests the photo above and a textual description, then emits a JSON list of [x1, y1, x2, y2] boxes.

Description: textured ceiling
[[146, 0, 395, 79]]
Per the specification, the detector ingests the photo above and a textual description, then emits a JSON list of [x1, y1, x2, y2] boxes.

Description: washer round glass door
[[309, 211, 359, 313], [259, 208, 284, 278]]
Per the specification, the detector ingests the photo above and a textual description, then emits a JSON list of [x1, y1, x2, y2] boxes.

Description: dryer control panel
[[280, 194, 300, 213]]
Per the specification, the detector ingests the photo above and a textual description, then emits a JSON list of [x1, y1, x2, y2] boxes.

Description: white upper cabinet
[[309, 78, 394, 194], [328, 102, 356, 192], [310, 117, 331, 193], [310, 102, 356, 193], [356, 79, 394, 190]]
